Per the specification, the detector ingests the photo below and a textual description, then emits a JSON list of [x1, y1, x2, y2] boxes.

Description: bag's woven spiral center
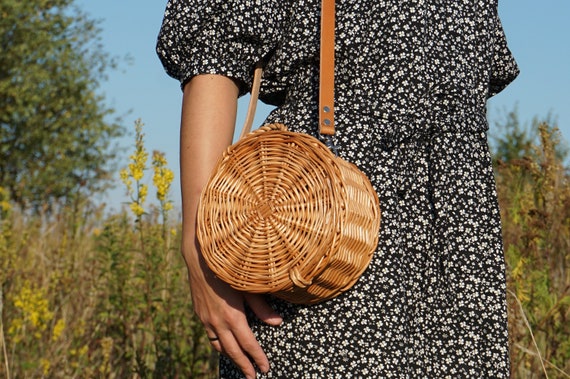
[[257, 201, 274, 219]]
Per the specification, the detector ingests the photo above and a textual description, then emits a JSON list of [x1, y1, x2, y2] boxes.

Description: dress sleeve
[[488, 13, 519, 97], [156, 0, 287, 95]]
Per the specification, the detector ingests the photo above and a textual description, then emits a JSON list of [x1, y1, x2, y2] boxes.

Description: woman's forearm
[[178, 75, 279, 379], [179, 74, 239, 274]]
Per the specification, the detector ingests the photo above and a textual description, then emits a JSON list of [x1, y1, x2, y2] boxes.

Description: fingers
[[227, 328, 269, 378], [245, 294, 283, 326], [207, 334, 220, 343], [219, 295, 282, 376], [206, 324, 269, 379], [191, 277, 280, 378]]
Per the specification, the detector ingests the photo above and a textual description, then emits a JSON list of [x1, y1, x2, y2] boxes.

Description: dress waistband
[[267, 65, 489, 149]]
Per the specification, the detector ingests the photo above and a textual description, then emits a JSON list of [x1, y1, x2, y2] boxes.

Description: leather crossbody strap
[[241, 0, 336, 138], [319, 0, 335, 135]]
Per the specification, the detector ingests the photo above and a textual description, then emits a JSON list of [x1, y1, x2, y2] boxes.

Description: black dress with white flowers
[[157, 0, 519, 377]]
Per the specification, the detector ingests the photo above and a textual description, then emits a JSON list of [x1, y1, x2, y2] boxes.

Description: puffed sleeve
[[488, 13, 519, 97], [156, 0, 288, 95]]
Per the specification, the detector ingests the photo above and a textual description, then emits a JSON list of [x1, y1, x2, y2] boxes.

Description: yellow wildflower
[[139, 183, 148, 203], [130, 202, 145, 217], [129, 159, 145, 181], [128, 119, 149, 182], [0, 200, 10, 213], [119, 168, 132, 193], [0, 186, 10, 213], [122, 119, 150, 218], [9, 281, 54, 339], [40, 358, 50, 376], [100, 337, 114, 374], [7, 318, 24, 343], [152, 150, 175, 208], [52, 318, 65, 341], [79, 344, 89, 357]]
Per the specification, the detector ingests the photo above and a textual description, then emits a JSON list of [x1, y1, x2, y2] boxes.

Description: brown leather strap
[[242, 1, 336, 138], [239, 63, 263, 139], [319, 0, 335, 136]]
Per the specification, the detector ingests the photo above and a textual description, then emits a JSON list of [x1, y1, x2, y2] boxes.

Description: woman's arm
[[180, 74, 282, 379]]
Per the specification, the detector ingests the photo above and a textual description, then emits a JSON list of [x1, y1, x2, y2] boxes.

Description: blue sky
[[76, 0, 570, 210]]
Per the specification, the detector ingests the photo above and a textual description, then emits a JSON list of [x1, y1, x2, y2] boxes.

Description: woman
[[157, 0, 519, 377]]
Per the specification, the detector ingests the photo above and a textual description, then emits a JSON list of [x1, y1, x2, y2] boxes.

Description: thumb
[[245, 294, 283, 326]]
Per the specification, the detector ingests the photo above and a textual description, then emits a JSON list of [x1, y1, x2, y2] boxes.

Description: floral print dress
[[157, 0, 519, 377]]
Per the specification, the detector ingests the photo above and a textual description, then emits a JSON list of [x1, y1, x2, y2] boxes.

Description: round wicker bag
[[197, 123, 380, 304], [197, 0, 379, 304]]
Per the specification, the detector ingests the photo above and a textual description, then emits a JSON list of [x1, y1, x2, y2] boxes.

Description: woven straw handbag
[[197, 0, 380, 304]]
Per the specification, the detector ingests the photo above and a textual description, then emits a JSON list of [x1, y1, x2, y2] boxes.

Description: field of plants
[[0, 121, 568, 378]]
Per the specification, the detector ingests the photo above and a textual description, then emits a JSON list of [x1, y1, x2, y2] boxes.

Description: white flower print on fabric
[[157, 0, 519, 377]]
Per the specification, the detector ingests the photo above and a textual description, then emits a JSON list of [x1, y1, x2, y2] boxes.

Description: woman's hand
[[180, 74, 282, 379], [183, 238, 282, 378]]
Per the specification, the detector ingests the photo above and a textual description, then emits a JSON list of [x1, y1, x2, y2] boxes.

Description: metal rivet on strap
[[323, 106, 331, 113], [323, 119, 331, 126]]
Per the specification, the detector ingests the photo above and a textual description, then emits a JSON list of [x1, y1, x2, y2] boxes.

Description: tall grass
[[497, 124, 570, 378], [0, 121, 568, 378], [0, 120, 216, 378]]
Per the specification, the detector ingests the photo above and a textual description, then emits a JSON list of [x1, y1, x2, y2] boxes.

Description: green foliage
[[491, 107, 568, 165], [0, 0, 124, 212], [496, 124, 570, 378], [0, 121, 217, 378]]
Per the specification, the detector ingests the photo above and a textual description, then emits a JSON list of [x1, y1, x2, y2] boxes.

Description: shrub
[[496, 124, 570, 378]]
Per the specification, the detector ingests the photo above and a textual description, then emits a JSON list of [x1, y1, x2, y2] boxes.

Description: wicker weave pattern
[[198, 123, 380, 304]]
